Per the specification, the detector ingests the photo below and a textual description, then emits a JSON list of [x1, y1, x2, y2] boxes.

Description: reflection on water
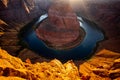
[[19, 14, 104, 61]]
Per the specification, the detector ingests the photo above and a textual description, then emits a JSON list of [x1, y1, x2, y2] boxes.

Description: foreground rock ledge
[[0, 48, 80, 80], [0, 48, 120, 80]]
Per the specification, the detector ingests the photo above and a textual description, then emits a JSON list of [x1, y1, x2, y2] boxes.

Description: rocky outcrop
[[79, 49, 120, 80], [0, 48, 80, 80], [36, 0, 85, 50], [0, 48, 120, 80]]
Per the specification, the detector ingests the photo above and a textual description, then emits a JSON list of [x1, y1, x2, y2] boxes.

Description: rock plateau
[[35, 0, 85, 50]]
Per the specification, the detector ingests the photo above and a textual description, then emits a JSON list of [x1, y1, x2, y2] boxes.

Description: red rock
[[35, 0, 85, 50]]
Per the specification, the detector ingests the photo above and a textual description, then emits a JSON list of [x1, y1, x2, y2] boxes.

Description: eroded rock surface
[[0, 48, 80, 80], [36, 0, 85, 50], [79, 49, 120, 80], [0, 48, 120, 80]]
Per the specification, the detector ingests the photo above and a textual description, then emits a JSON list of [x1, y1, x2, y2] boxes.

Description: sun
[[70, 0, 83, 4]]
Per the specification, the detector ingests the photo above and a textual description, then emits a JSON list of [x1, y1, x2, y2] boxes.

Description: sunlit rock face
[[35, 0, 85, 50], [0, 48, 120, 80], [79, 49, 120, 80], [0, 48, 80, 80]]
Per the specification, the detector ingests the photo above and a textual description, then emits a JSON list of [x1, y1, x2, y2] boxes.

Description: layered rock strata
[[36, 0, 85, 50]]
